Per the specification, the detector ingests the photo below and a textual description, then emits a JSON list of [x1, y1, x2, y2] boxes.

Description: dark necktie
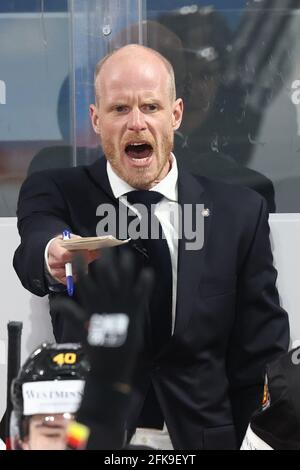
[[126, 190, 173, 354], [126, 190, 172, 431]]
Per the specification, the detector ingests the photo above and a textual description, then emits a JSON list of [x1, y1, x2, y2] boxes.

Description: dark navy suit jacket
[[13, 157, 289, 449]]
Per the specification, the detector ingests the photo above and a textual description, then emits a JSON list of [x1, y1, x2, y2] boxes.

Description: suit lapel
[[174, 170, 213, 338], [87, 158, 212, 339], [86, 157, 115, 201], [86, 156, 147, 256]]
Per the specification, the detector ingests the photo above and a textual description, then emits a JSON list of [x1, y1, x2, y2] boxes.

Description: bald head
[[89, 43, 184, 189], [94, 44, 176, 104]]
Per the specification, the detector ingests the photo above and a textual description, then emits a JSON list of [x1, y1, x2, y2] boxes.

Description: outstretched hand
[[47, 234, 99, 285]]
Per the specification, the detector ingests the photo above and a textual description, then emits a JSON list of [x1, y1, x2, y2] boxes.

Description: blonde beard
[[123, 164, 167, 189], [103, 139, 173, 189]]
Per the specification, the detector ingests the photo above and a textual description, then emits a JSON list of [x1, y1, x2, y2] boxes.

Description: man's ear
[[90, 104, 101, 135], [172, 98, 184, 131]]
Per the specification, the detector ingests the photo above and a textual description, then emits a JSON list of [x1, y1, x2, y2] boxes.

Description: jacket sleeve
[[13, 171, 71, 296], [227, 196, 290, 444]]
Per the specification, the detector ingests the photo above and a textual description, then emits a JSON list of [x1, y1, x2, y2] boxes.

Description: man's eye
[[143, 104, 157, 112], [115, 106, 128, 113]]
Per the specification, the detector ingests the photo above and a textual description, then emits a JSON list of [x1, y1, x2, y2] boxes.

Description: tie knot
[[125, 190, 164, 208]]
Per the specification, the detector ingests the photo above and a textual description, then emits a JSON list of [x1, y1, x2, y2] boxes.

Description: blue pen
[[63, 230, 74, 296]]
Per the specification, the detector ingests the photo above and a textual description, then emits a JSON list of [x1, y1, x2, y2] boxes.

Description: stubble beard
[[102, 134, 174, 189]]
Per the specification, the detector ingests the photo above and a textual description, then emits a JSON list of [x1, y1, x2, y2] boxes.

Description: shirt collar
[[106, 153, 178, 202]]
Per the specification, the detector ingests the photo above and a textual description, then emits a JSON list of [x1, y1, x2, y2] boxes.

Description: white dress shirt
[[240, 425, 273, 450], [107, 154, 179, 335], [107, 156, 179, 450]]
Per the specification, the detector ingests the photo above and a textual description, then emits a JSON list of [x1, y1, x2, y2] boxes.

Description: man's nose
[[127, 108, 147, 132]]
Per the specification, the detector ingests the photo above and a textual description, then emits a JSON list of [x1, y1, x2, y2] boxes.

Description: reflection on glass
[[1, 0, 300, 214], [148, 0, 300, 213]]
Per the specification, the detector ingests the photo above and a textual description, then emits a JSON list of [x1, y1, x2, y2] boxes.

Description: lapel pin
[[202, 208, 210, 217]]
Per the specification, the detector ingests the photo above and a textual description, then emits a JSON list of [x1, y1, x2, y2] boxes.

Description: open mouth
[[125, 142, 153, 161]]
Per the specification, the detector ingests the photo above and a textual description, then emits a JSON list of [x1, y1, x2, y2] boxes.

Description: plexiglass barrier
[[1, 0, 300, 214], [69, 0, 145, 164]]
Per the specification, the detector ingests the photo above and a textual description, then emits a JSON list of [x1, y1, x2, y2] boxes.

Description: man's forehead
[[97, 66, 169, 99], [104, 82, 163, 99]]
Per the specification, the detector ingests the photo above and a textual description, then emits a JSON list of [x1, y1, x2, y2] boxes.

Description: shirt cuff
[[44, 236, 65, 288]]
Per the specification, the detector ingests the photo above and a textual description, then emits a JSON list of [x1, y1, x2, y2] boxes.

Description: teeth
[[126, 142, 150, 146], [131, 157, 149, 161]]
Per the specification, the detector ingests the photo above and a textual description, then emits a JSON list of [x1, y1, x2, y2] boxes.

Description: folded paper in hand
[[59, 236, 130, 251]]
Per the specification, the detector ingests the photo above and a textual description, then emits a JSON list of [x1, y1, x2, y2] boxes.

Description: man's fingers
[[49, 270, 78, 285], [48, 236, 99, 283], [50, 269, 67, 285], [48, 237, 73, 272]]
